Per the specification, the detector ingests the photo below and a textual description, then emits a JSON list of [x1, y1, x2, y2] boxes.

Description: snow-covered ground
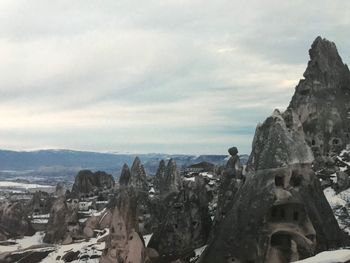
[[0, 181, 53, 189], [324, 187, 350, 234], [40, 229, 109, 263], [0, 231, 45, 252], [294, 249, 350, 263]]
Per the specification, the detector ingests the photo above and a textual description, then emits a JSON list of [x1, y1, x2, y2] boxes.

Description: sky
[[0, 0, 349, 155]]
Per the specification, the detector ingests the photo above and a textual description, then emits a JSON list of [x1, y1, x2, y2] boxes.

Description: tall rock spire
[[288, 37, 350, 161]]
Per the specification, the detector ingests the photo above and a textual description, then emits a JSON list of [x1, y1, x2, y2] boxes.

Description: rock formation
[[27, 191, 54, 215], [100, 188, 153, 263], [129, 157, 149, 192], [154, 159, 182, 197], [119, 163, 131, 187], [148, 176, 211, 262], [71, 170, 115, 197], [200, 109, 344, 263], [214, 146, 243, 225], [0, 200, 34, 240], [43, 196, 81, 244], [288, 37, 350, 166], [247, 109, 314, 171]]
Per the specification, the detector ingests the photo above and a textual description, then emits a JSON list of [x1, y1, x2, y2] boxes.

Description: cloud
[[0, 0, 349, 154]]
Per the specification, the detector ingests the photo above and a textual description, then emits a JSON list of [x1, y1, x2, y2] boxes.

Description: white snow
[[40, 229, 109, 263], [0, 181, 53, 189], [143, 233, 153, 246], [190, 245, 207, 262], [184, 177, 195, 182], [324, 187, 347, 207], [295, 249, 350, 263], [0, 231, 45, 252]]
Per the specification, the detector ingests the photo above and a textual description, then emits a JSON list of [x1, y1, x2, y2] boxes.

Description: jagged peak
[[132, 156, 141, 166], [304, 36, 346, 78]]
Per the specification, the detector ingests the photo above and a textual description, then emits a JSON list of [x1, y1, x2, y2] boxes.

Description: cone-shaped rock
[[201, 109, 344, 262], [119, 163, 131, 187], [129, 157, 148, 191], [100, 188, 151, 263], [288, 36, 350, 159], [148, 176, 211, 262]]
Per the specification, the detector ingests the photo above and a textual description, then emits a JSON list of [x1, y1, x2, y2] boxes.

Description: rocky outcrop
[[201, 108, 344, 263], [288, 37, 350, 165], [71, 170, 115, 197], [119, 163, 131, 187], [247, 109, 314, 171], [0, 201, 34, 240], [154, 159, 182, 197], [129, 157, 149, 192], [43, 197, 81, 244], [27, 191, 54, 215], [213, 146, 244, 228], [100, 188, 154, 263], [148, 176, 211, 262]]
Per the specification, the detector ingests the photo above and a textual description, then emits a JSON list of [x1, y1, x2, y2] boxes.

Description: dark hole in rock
[[311, 139, 316, 146], [293, 211, 299, 221], [290, 172, 302, 187], [271, 233, 291, 248], [280, 209, 285, 219], [275, 176, 284, 187]]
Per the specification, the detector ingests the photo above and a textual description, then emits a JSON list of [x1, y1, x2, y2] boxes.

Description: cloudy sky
[[0, 0, 349, 154]]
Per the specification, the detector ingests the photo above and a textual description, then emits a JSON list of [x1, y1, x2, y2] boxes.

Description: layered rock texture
[[201, 108, 344, 262], [71, 170, 115, 196], [154, 159, 182, 197], [129, 157, 149, 192], [119, 163, 131, 187], [100, 188, 152, 263], [149, 176, 211, 262], [43, 197, 81, 244], [214, 146, 243, 228], [0, 201, 34, 240], [288, 37, 350, 164]]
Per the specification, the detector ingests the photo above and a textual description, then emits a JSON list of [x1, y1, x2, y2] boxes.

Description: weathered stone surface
[[154, 159, 182, 197], [201, 103, 344, 262], [119, 163, 131, 187], [288, 37, 350, 162], [247, 109, 314, 171], [129, 157, 149, 192], [148, 176, 211, 262], [43, 197, 81, 244], [201, 163, 343, 263], [28, 191, 54, 216], [100, 188, 151, 263], [0, 200, 34, 240], [213, 146, 243, 229], [71, 170, 115, 196]]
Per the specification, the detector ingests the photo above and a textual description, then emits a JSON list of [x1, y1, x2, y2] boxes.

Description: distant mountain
[[0, 149, 248, 178]]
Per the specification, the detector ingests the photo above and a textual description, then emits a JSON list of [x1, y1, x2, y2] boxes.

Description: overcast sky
[[0, 0, 349, 154]]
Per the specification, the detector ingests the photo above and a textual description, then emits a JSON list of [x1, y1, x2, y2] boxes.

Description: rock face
[[148, 176, 211, 262], [129, 157, 149, 192], [0, 201, 34, 240], [119, 163, 131, 187], [247, 109, 314, 171], [201, 108, 344, 263], [154, 159, 182, 197], [214, 146, 244, 228], [28, 191, 54, 215], [100, 188, 151, 263], [288, 37, 350, 162], [71, 170, 115, 197], [43, 197, 81, 244]]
